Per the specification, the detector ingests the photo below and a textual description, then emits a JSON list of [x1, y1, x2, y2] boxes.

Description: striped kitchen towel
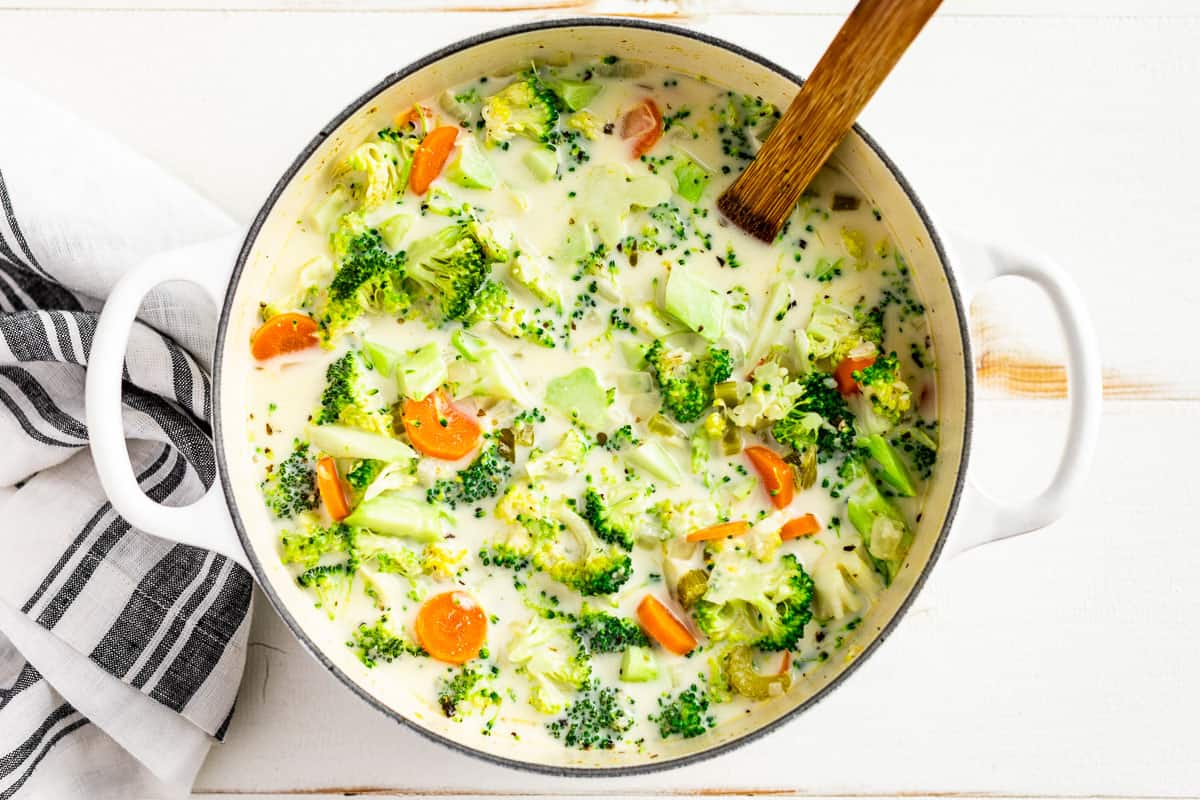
[[0, 79, 253, 798]]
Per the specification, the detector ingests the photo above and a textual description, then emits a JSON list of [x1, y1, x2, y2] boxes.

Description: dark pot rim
[[213, 16, 972, 778]]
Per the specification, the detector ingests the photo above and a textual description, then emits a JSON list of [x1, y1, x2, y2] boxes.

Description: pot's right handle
[[944, 233, 1102, 555], [85, 236, 252, 572]]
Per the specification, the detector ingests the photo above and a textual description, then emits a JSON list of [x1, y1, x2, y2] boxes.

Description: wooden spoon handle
[[718, 0, 942, 242]]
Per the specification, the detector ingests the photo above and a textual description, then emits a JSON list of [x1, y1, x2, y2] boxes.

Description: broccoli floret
[[296, 562, 356, 618], [345, 459, 384, 491], [580, 487, 637, 550], [600, 425, 639, 452], [437, 664, 501, 721], [573, 607, 649, 654], [426, 445, 513, 509], [805, 300, 883, 366], [546, 679, 632, 750], [693, 546, 815, 652], [524, 428, 589, 482], [461, 280, 557, 348], [771, 372, 856, 460], [348, 616, 425, 667], [321, 228, 409, 335], [405, 221, 508, 322], [727, 361, 804, 430], [840, 457, 913, 584], [854, 352, 913, 430], [482, 71, 561, 144], [315, 350, 392, 434], [279, 521, 351, 569], [506, 614, 591, 714], [260, 442, 317, 519], [486, 491, 633, 596], [336, 136, 413, 210], [651, 685, 714, 739], [644, 339, 734, 424]]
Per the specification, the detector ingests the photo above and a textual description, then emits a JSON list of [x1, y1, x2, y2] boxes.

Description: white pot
[[84, 19, 1102, 775]]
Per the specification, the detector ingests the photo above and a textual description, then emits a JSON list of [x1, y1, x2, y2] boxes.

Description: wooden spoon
[[717, 0, 942, 242]]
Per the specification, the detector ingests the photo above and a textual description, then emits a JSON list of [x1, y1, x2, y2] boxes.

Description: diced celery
[[362, 339, 401, 378], [305, 424, 416, 463], [545, 367, 610, 430], [619, 646, 659, 682]]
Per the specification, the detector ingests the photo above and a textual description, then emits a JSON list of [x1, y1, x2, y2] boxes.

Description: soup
[[245, 54, 938, 755]]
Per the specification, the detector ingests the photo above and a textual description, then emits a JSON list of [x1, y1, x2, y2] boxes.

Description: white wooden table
[[2, 1, 1197, 797]]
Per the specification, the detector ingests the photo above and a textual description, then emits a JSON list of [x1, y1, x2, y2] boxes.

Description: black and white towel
[[0, 78, 253, 797]]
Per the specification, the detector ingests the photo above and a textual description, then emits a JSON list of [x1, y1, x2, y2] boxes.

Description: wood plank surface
[[0, 2, 1193, 797]]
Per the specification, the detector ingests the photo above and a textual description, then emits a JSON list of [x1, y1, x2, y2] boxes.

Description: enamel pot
[[84, 18, 1102, 775]]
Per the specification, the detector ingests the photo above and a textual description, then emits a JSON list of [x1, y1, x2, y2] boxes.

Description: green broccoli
[[336, 136, 414, 210], [546, 679, 632, 750], [853, 352, 913, 430], [644, 339, 734, 424], [345, 459, 384, 492], [404, 220, 508, 322], [348, 616, 425, 667], [524, 428, 590, 482], [437, 664, 501, 720], [840, 457, 913, 585], [482, 70, 561, 144], [260, 442, 317, 519], [771, 372, 856, 461], [693, 545, 815, 652], [580, 487, 638, 551], [506, 614, 591, 714], [486, 490, 632, 596], [320, 228, 409, 335], [461, 279, 557, 348], [315, 350, 392, 435], [279, 521, 351, 569], [651, 685, 714, 739], [296, 562, 356, 617], [426, 445, 512, 509], [572, 607, 649, 654], [600, 425, 639, 452]]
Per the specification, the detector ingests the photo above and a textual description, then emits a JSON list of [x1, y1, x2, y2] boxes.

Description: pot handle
[[943, 233, 1102, 555], [85, 235, 252, 572]]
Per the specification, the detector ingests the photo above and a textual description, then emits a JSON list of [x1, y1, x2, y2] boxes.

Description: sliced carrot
[[394, 103, 433, 131], [415, 590, 487, 664], [778, 651, 792, 675], [408, 125, 459, 195], [780, 513, 821, 540], [686, 520, 750, 543], [315, 456, 351, 522], [250, 313, 318, 360], [637, 595, 697, 655], [835, 353, 877, 395], [401, 390, 481, 460], [621, 98, 663, 158], [745, 445, 795, 509]]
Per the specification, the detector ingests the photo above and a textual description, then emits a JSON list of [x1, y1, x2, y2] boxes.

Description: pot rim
[[213, 16, 973, 778]]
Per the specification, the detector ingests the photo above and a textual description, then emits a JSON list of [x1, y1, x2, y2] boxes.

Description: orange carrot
[[621, 98, 663, 158], [400, 390, 481, 460], [835, 353, 876, 395], [408, 125, 459, 195], [686, 520, 750, 543], [780, 513, 821, 540], [745, 445, 794, 509], [637, 595, 697, 655], [415, 591, 488, 664], [778, 651, 792, 675], [394, 104, 433, 130], [315, 456, 351, 521], [250, 313, 318, 360]]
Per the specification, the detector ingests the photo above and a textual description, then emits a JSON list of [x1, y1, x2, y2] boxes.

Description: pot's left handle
[[85, 235, 252, 572]]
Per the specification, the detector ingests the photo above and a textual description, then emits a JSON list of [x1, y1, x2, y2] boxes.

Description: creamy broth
[[245, 56, 937, 756]]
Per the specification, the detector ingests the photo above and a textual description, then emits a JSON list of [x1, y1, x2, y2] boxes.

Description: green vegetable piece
[[398, 342, 448, 401], [675, 569, 709, 609], [664, 265, 725, 341], [377, 213, 414, 251], [451, 329, 532, 405], [260, 442, 317, 519], [445, 140, 499, 190], [549, 78, 602, 111], [619, 646, 659, 683], [343, 490, 449, 542], [305, 424, 416, 463], [362, 339, 401, 378], [308, 184, 354, 234], [546, 367, 611, 430], [673, 156, 711, 204], [862, 433, 916, 497], [522, 148, 559, 182], [627, 441, 684, 487], [725, 645, 790, 700]]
